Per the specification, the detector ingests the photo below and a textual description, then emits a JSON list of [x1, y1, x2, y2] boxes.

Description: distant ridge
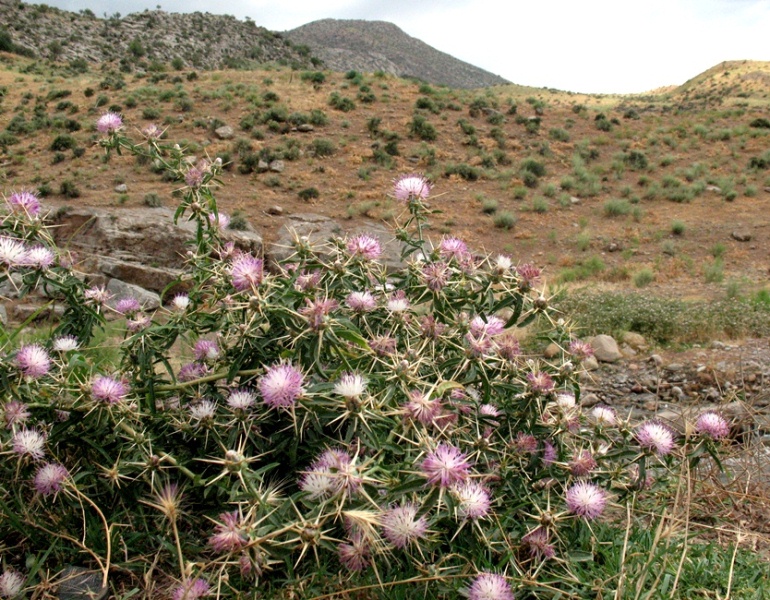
[[285, 19, 509, 89]]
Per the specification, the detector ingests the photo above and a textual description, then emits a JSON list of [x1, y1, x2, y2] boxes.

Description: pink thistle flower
[[3, 400, 30, 427], [695, 411, 730, 440], [438, 236, 469, 260], [466, 572, 515, 600], [230, 254, 264, 291], [227, 389, 256, 411], [493, 254, 512, 274], [369, 335, 396, 356], [542, 440, 557, 466], [33, 462, 69, 496], [12, 428, 46, 461], [7, 190, 41, 217], [479, 404, 501, 419], [568, 339, 594, 360], [404, 390, 443, 426], [22, 246, 55, 270], [419, 314, 446, 339], [421, 261, 450, 292], [193, 339, 220, 362], [0, 569, 25, 599], [451, 480, 491, 520], [171, 577, 209, 600], [522, 527, 555, 560], [469, 315, 506, 338], [345, 290, 377, 313], [466, 333, 493, 357], [259, 362, 305, 409], [91, 375, 129, 404], [142, 123, 162, 139], [53, 335, 79, 352], [591, 405, 617, 426], [393, 173, 431, 203], [300, 297, 338, 331], [386, 290, 410, 313], [516, 263, 541, 290], [15, 344, 51, 378], [511, 432, 539, 455], [333, 373, 366, 399], [208, 212, 230, 231], [178, 362, 206, 382], [170, 293, 190, 312], [208, 511, 248, 553], [126, 313, 151, 332], [189, 400, 217, 422], [299, 448, 361, 499], [84, 285, 111, 305], [381, 502, 428, 548], [636, 421, 676, 456], [346, 234, 382, 260], [96, 111, 123, 134], [566, 482, 607, 519], [294, 269, 322, 292], [0, 236, 28, 268], [420, 443, 472, 487], [569, 450, 597, 477], [115, 296, 141, 315], [496, 336, 521, 361], [527, 371, 554, 395], [185, 167, 204, 188], [338, 532, 370, 571]]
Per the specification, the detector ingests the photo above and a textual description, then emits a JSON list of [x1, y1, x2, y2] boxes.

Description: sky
[[31, 0, 770, 94]]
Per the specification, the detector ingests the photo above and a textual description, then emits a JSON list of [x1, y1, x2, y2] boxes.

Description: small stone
[[269, 160, 285, 173], [214, 125, 234, 140], [114, 184, 128, 193], [266, 205, 284, 216], [666, 363, 684, 372], [543, 342, 560, 359], [650, 354, 663, 367], [588, 334, 623, 363], [731, 230, 752, 242], [670, 385, 685, 400], [622, 332, 647, 350], [706, 185, 722, 193], [297, 124, 315, 132], [580, 393, 601, 408], [570, 196, 581, 205], [631, 383, 644, 393], [643, 398, 659, 412], [582, 356, 600, 371], [257, 159, 270, 172]]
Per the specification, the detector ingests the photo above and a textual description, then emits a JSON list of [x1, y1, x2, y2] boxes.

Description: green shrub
[[298, 186, 320, 201], [408, 115, 437, 141], [549, 128, 570, 142], [444, 162, 480, 181], [633, 268, 655, 288], [603, 198, 632, 217], [59, 179, 80, 198], [143, 192, 162, 207], [493, 210, 517, 229], [329, 92, 355, 112], [50, 134, 76, 152], [671, 220, 686, 235], [311, 138, 336, 157]]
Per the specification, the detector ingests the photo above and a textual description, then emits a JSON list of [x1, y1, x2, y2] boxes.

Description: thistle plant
[[0, 113, 734, 598]]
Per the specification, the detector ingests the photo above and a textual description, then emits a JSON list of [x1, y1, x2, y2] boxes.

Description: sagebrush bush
[[0, 113, 737, 599]]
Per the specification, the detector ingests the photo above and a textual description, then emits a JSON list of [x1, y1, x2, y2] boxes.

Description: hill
[[669, 60, 770, 106], [285, 19, 509, 89], [0, 0, 316, 70]]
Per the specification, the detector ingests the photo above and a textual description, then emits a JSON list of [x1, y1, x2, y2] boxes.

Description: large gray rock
[[214, 125, 234, 140], [98, 258, 183, 294], [269, 213, 406, 272], [589, 334, 623, 363], [106, 279, 161, 310]]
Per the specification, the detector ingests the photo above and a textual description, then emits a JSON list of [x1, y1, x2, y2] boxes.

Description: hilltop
[[284, 19, 509, 89]]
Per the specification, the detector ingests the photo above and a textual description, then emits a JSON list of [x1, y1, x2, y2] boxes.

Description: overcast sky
[[32, 0, 770, 94]]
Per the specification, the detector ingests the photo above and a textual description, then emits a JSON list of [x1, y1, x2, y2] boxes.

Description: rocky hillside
[[0, 0, 316, 69], [669, 60, 770, 106], [285, 19, 509, 89]]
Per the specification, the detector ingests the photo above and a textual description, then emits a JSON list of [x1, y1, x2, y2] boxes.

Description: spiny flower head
[[393, 173, 431, 202], [346, 234, 382, 260], [33, 462, 69, 496], [7, 190, 41, 217], [52, 335, 79, 352], [22, 246, 55, 269], [421, 261, 450, 292], [591, 405, 617, 427], [208, 212, 230, 231], [420, 443, 472, 487], [516, 263, 541, 290], [96, 111, 123, 134], [114, 296, 141, 315], [84, 285, 111, 305], [568, 339, 594, 360], [229, 254, 264, 291], [527, 371, 554, 395], [438, 236, 469, 260], [208, 511, 248, 553], [227, 389, 256, 411], [569, 449, 597, 477], [333, 373, 367, 399], [299, 448, 361, 499], [0, 569, 25, 599], [185, 166, 204, 188], [171, 577, 209, 600], [338, 532, 371, 572], [259, 362, 305, 409], [566, 482, 607, 520], [12, 428, 46, 461], [142, 123, 162, 139], [0, 236, 27, 268], [695, 411, 730, 440], [170, 293, 190, 312], [91, 375, 129, 404], [404, 390, 443, 426], [300, 297, 338, 331], [469, 315, 506, 338], [193, 339, 220, 362], [522, 527, 555, 560], [189, 400, 217, 422], [3, 400, 30, 427], [15, 344, 51, 378], [345, 290, 377, 313], [451, 480, 491, 520], [636, 421, 676, 456], [466, 572, 515, 600], [178, 361, 206, 382], [381, 502, 428, 548], [386, 290, 410, 313]]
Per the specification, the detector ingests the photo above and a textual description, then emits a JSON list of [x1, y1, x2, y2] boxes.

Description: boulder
[[588, 335, 622, 363], [106, 279, 161, 310], [731, 230, 752, 242], [622, 332, 648, 351], [269, 213, 407, 272], [98, 258, 183, 294], [214, 125, 234, 140]]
